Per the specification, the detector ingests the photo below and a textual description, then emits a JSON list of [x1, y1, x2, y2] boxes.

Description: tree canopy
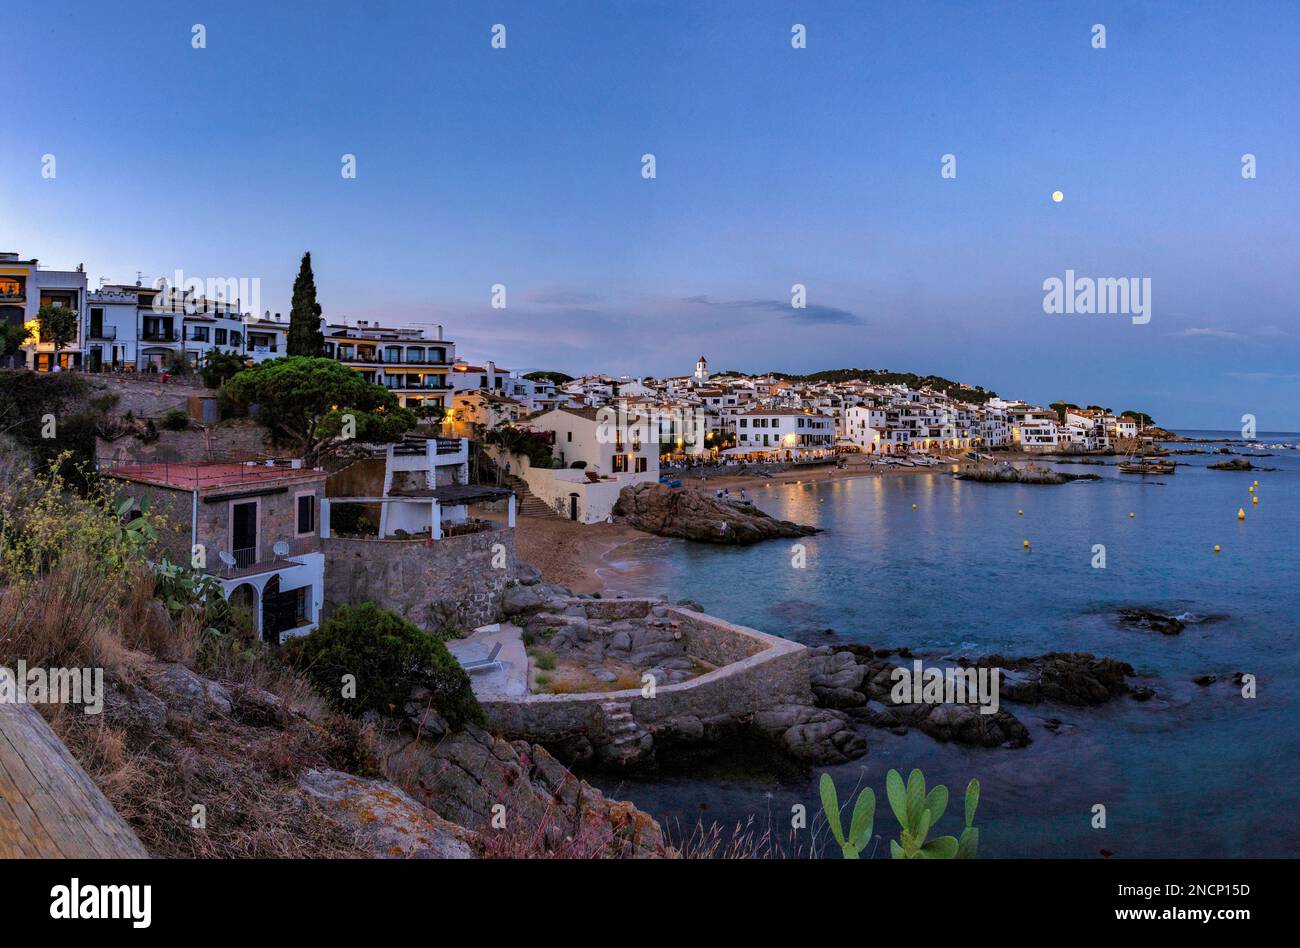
[[224, 357, 416, 467], [522, 370, 573, 385], [36, 303, 78, 355], [287, 252, 324, 357]]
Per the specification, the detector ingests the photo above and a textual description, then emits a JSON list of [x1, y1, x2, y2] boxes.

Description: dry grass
[[0, 528, 374, 858]]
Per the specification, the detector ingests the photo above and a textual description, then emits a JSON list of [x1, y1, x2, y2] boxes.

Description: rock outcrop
[[613, 482, 818, 544], [752, 704, 868, 763], [383, 724, 668, 858], [955, 463, 1099, 484], [298, 769, 480, 859], [1208, 457, 1274, 471], [1116, 607, 1185, 636], [951, 652, 1137, 706], [805, 645, 1146, 748]]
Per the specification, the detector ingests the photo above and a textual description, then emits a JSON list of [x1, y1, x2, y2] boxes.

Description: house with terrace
[[324, 321, 454, 415], [103, 458, 327, 644], [319, 433, 519, 631], [496, 405, 660, 523]]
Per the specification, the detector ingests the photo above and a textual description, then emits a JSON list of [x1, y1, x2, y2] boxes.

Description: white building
[[1, 252, 89, 371], [694, 354, 709, 384], [504, 405, 661, 523], [728, 407, 836, 462]]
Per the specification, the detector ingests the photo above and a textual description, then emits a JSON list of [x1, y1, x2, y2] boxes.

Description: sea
[[587, 431, 1300, 858]]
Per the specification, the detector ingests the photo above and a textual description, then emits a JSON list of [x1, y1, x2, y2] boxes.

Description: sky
[[5, 0, 1298, 429]]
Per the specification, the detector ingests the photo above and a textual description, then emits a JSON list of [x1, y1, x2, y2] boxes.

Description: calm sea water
[[590, 431, 1300, 858]]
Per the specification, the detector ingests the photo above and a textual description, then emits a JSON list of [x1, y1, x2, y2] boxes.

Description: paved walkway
[[446, 623, 528, 698]]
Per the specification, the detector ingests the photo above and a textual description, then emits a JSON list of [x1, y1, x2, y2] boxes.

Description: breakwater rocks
[[955, 462, 1100, 484], [808, 647, 1030, 748], [613, 481, 818, 543], [806, 645, 1150, 748]]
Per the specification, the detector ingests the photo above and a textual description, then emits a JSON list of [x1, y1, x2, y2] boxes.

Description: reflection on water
[[594, 436, 1300, 857]]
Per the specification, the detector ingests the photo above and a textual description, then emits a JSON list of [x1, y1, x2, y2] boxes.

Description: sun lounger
[[461, 641, 504, 674]]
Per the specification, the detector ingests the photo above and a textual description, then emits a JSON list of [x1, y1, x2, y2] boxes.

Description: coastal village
[[1, 249, 1174, 859]]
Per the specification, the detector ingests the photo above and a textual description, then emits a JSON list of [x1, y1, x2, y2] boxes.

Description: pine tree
[[287, 251, 324, 357]]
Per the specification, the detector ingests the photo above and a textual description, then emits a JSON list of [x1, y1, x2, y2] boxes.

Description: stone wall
[[108, 482, 193, 563], [323, 527, 517, 631], [480, 604, 811, 743], [97, 423, 273, 465]]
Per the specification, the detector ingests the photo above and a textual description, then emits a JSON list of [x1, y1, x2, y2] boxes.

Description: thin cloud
[[683, 295, 863, 325]]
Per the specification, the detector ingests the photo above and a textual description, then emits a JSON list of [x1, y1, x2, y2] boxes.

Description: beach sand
[[508, 457, 1024, 594], [510, 517, 652, 595]]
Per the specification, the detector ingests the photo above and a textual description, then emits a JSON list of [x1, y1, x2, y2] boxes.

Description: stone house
[[105, 459, 327, 644]]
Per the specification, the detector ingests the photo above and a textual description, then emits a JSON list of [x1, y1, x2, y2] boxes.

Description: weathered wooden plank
[[0, 702, 149, 859]]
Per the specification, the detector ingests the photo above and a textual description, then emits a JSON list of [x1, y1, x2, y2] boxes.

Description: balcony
[[88, 326, 117, 340], [141, 329, 179, 343], [222, 535, 319, 577]]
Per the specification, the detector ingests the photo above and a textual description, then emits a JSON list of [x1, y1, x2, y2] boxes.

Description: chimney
[[435, 324, 443, 340]]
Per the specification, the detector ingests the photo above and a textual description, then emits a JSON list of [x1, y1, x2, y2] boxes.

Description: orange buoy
[[1237, 508, 1246, 520]]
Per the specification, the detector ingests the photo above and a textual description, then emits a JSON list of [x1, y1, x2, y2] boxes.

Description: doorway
[[231, 501, 257, 567]]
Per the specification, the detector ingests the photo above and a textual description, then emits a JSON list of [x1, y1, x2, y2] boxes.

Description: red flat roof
[[107, 461, 324, 492]]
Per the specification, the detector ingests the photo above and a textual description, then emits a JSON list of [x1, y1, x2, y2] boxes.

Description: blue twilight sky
[[4, 1, 1298, 429]]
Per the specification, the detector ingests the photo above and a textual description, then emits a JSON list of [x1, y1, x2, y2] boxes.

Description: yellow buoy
[[1017, 509, 1024, 516], [912, 503, 918, 510], [1252, 496, 1258, 505], [1023, 540, 1030, 549], [1129, 512, 1135, 519], [1249, 485, 1254, 493], [1238, 508, 1246, 520], [1253, 480, 1259, 487], [1214, 545, 1221, 553]]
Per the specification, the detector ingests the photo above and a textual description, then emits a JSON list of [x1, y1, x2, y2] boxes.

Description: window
[[739, 419, 747, 427], [215, 328, 227, 345], [566, 431, 572, 442], [613, 454, 628, 473], [296, 494, 315, 535], [635, 457, 647, 473], [190, 326, 209, 342]]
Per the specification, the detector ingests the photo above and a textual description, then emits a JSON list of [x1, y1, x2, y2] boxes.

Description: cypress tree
[[287, 251, 324, 356]]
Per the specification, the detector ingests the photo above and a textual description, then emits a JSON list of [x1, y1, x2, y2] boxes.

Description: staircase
[[503, 473, 564, 520], [598, 700, 652, 766]]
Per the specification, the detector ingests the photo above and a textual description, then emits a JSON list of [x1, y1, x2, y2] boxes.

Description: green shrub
[[160, 408, 190, 431], [294, 602, 483, 727], [201, 350, 249, 389]]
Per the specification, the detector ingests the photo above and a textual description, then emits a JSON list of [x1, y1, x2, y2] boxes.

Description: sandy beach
[[509, 457, 1007, 594]]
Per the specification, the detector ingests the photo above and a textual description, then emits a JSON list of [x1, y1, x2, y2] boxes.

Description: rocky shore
[[803, 642, 1152, 748], [613, 481, 818, 544]]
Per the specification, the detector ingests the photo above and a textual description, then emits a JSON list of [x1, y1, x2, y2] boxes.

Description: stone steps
[[504, 475, 564, 520], [600, 701, 645, 745]]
